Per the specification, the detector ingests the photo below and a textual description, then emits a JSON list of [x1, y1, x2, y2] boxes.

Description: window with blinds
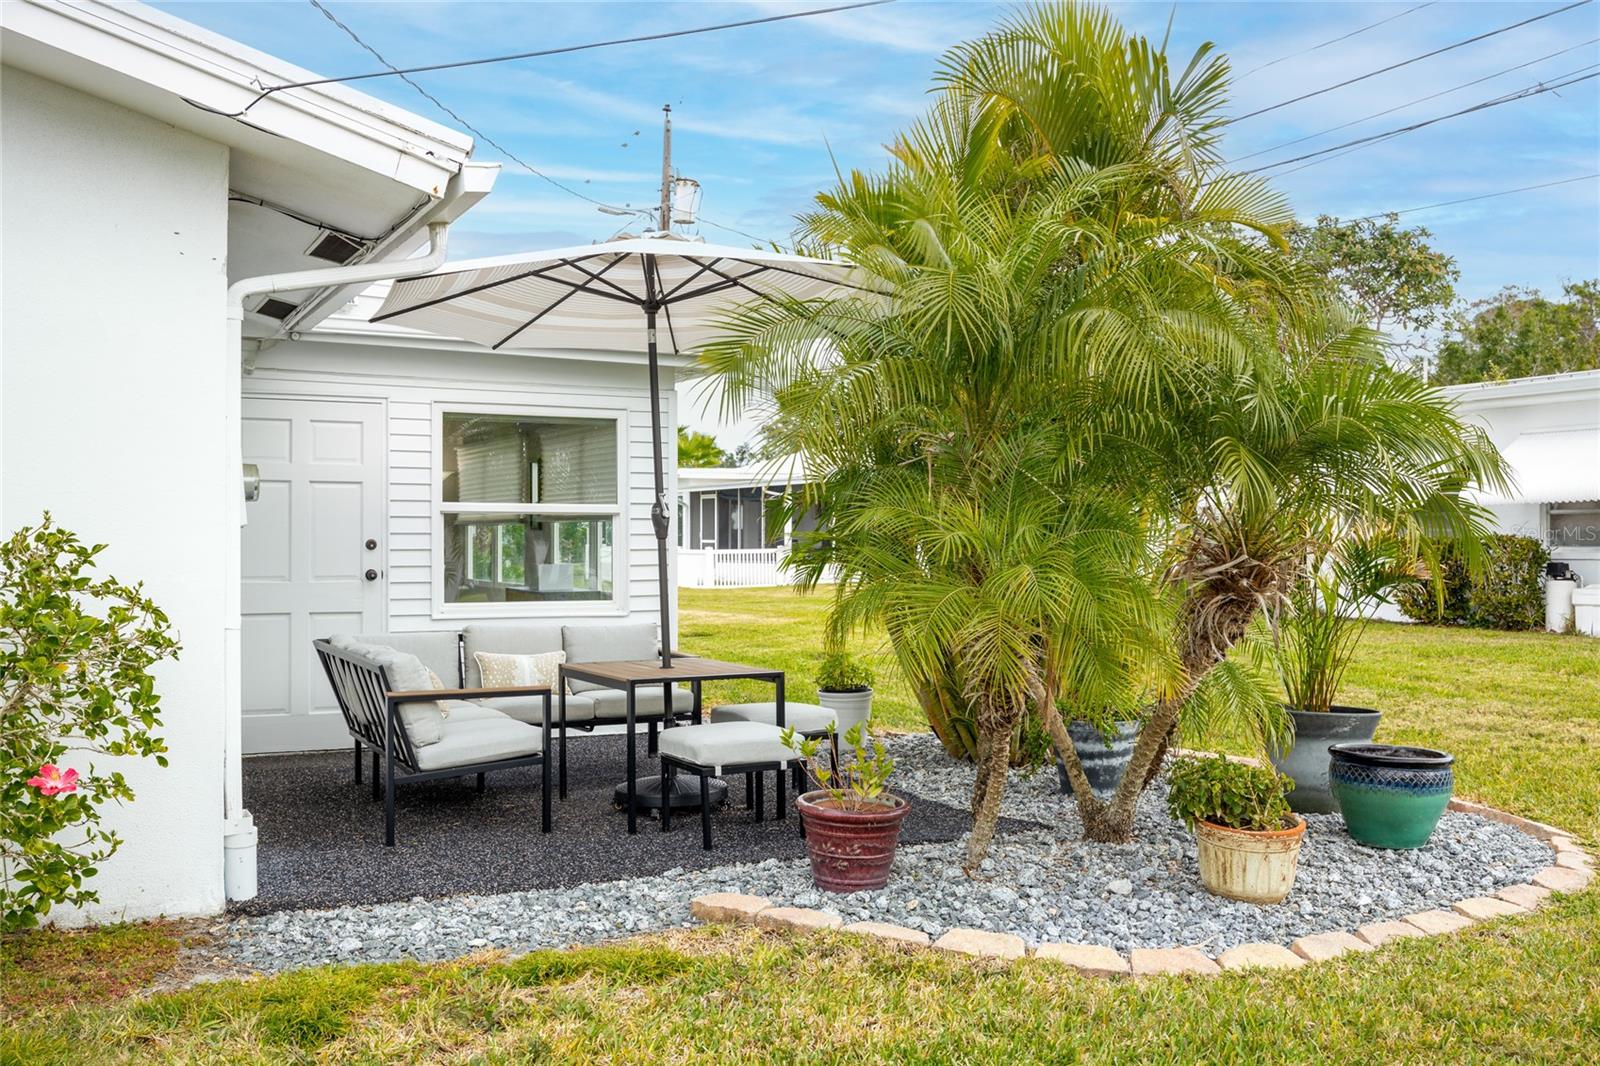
[[438, 412, 620, 607]]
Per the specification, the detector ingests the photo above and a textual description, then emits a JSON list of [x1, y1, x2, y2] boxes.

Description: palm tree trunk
[[964, 730, 1013, 871]]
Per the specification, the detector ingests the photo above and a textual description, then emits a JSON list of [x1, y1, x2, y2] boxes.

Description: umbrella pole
[[645, 304, 673, 669]]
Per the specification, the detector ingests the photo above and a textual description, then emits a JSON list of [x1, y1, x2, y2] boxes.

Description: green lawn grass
[[4, 587, 1597, 1064]]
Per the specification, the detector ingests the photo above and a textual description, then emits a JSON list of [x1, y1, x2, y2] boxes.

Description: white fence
[[678, 548, 795, 588]]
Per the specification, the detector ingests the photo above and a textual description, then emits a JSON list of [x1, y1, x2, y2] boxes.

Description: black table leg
[[626, 684, 638, 834], [754, 771, 765, 822], [660, 761, 671, 832], [699, 774, 713, 849], [776, 764, 786, 820], [559, 677, 569, 800]]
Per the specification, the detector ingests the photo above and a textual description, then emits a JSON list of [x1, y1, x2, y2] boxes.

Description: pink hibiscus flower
[[26, 764, 79, 797]]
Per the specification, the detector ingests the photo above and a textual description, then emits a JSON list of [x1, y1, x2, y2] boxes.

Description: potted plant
[[1269, 535, 1420, 812], [1168, 755, 1305, 905], [1055, 701, 1142, 799], [1329, 743, 1455, 849], [784, 722, 908, 893], [815, 651, 874, 735]]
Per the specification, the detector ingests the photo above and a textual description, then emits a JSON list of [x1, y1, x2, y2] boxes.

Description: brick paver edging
[[688, 797, 1591, 979]]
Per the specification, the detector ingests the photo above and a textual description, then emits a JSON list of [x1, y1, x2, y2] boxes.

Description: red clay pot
[[796, 790, 911, 893]]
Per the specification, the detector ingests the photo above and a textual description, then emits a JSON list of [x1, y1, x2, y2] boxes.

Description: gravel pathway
[[223, 734, 1553, 973]]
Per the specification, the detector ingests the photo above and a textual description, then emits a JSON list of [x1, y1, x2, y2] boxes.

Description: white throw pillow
[[474, 649, 566, 689]]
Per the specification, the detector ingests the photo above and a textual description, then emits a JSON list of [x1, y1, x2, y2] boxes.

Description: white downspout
[[220, 221, 450, 902]]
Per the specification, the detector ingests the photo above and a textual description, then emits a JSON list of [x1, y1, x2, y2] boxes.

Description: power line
[[1231, 0, 1594, 123], [1355, 173, 1600, 221], [1230, 38, 1600, 163], [1243, 70, 1600, 174], [1235, 2, 1436, 80], [308, 1, 788, 247]]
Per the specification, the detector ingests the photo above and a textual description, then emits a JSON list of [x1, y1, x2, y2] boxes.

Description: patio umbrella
[[372, 236, 869, 669]]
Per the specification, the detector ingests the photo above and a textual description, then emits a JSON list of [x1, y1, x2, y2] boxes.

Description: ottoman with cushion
[[657, 722, 797, 849], [710, 701, 837, 795]]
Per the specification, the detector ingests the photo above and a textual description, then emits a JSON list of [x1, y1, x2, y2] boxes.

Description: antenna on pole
[[658, 104, 673, 234]]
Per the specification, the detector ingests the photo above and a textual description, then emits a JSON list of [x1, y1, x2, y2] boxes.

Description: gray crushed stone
[[223, 734, 1553, 972]]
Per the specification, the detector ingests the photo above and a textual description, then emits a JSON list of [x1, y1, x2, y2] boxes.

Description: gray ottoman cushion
[[413, 717, 544, 771], [588, 686, 694, 720], [562, 623, 657, 692], [710, 701, 835, 734], [657, 722, 795, 773]]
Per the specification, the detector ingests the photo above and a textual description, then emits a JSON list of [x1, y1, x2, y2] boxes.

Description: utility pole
[[658, 104, 672, 234]]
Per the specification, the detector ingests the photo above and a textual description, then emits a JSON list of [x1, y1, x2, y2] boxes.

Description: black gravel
[[236, 732, 1037, 915]]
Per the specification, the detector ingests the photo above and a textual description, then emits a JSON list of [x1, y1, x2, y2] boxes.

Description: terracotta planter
[[796, 790, 909, 893], [817, 688, 873, 736], [1269, 706, 1381, 813], [1194, 816, 1306, 905]]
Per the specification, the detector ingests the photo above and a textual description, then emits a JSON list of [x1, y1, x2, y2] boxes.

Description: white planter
[[818, 688, 873, 736]]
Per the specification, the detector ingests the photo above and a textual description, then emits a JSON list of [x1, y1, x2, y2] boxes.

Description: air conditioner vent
[[307, 231, 366, 265], [255, 297, 299, 321]]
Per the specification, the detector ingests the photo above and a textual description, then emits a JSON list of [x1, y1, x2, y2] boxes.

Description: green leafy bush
[[1166, 755, 1294, 832], [815, 651, 873, 693], [1, 516, 178, 931], [1395, 535, 1548, 631], [783, 722, 895, 810]]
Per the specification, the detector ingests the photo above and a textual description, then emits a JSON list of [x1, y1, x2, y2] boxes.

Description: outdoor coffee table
[[558, 657, 785, 834]]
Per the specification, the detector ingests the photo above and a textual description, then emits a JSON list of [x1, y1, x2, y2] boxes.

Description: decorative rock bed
[[219, 734, 1591, 975]]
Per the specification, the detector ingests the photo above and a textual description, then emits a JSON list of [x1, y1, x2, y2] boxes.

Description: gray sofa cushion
[[588, 686, 694, 720], [710, 702, 835, 734], [352, 630, 460, 687], [412, 716, 544, 771], [562, 623, 657, 692], [657, 722, 795, 773], [442, 702, 511, 724], [330, 637, 445, 746], [478, 692, 600, 725], [463, 624, 563, 686]]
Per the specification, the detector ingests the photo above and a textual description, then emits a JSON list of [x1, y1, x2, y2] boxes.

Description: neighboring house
[[676, 463, 818, 587], [1447, 370, 1600, 586], [1, 0, 683, 923]]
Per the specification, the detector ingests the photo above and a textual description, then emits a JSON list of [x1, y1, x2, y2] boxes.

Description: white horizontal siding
[[245, 338, 679, 634]]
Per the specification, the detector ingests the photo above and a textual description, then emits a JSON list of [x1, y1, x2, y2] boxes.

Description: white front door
[[241, 397, 385, 753]]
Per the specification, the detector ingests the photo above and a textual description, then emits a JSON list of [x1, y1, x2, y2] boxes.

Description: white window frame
[[432, 401, 629, 619]]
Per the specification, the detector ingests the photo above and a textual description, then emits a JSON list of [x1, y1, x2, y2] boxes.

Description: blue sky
[[162, 1, 1599, 441]]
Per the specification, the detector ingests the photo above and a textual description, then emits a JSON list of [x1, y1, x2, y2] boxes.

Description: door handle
[[364, 569, 379, 582]]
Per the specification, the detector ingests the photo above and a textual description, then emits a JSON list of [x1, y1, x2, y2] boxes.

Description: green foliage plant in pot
[[784, 722, 908, 893], [1, 515, 179, 931], [1054, 701, 1142, 800], [814, 651, 874, 736], [1270, 534, 1424, 813], [1168, 755, 1304, 905]]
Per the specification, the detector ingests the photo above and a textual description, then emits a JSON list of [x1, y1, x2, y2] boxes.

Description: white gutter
[[219, 219, 451, 903]]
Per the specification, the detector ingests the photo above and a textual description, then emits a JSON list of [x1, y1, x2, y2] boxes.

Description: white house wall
[[0, 66, 231, 922], [243, 338, 677, 642]]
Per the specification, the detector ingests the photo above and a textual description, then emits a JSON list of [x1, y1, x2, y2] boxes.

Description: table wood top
[[559, 656, 784, 686]]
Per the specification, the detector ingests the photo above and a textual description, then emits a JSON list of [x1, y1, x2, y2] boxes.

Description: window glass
[[442, 514, 613, 603], [1549, 502, 1600, 550], [442, 414, 616, 505]]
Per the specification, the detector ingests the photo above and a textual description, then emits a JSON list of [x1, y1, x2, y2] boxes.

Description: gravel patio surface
[[224, 734, 1553, 973]]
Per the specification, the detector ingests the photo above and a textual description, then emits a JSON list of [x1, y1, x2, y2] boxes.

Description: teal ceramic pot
[[1328, 743, 1454, 849], [1269, 707, 1382, 813], [1056, 720, 1140, 799]]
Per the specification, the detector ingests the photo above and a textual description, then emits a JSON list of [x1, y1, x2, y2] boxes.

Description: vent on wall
[[306, 230, 366, 265], [254, 297, 300, 321]]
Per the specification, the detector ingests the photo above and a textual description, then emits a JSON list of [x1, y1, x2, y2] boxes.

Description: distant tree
[[1434, 280, 1600, 385], [676, 427, 727, 468], [1287, 213, 1459, 375], [723, 443, 757, 468]]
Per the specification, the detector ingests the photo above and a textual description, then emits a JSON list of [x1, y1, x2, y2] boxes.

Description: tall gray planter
[[1269, 706, 1382, 813], [1056, 719, 1140, 799]]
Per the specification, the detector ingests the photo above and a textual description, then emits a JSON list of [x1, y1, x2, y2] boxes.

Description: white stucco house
[[1447, 370, 1600, 586], [2, 1, 682, 923]]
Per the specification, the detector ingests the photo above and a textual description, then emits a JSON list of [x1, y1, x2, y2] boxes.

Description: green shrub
[[0, 515, 178, 931], [1395, 534, 1548, 631], [815, 651, 874, 693], [1166, 755, 1294, 832]]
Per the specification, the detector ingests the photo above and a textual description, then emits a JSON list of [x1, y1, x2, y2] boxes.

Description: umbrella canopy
[[372, 236, 866, 353], [373, 236, 869, 667]]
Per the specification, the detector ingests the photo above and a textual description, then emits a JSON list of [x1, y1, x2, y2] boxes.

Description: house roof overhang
[[0, 0, 498, 333]]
